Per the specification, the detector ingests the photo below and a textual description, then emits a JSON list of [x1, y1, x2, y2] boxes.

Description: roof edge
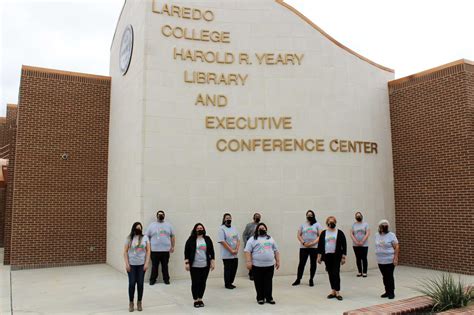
[[388, 59, 474, 87], [21, 65, 111, 81], [276, 0, 394, 73]]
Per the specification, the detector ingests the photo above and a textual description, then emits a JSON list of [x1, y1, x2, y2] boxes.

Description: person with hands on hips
[[124, 222, 150, 312]]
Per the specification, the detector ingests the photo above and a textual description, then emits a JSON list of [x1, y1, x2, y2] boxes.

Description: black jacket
[[184, 235, 215, 267], [318, 229, 347, 261]]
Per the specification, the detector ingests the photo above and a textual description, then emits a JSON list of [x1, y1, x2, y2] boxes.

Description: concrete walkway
[[1, 253, 473, 315]]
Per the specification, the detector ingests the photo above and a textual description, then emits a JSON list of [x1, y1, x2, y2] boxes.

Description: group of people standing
[[123, 209, 399, 312]]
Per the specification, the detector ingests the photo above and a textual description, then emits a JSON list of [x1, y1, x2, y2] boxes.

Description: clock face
[[119, 24, 133, 75]]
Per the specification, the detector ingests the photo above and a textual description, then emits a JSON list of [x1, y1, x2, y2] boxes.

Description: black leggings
[[127, 265, 145, 302], [297, 248, 318, 280], [190, 266, 210, 300], [379, 263, 395, 295], [223, 258, 238, 286], [253, 265, 274, 301], [324, 254, 341, 291], [353, 246, 368, 274]]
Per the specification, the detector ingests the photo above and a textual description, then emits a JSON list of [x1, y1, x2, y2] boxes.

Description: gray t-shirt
[[299, 222, 323, 248], [375, 232, 398, 264], [324, 229, 338, 254], [352, 222, 369, 247], [242, 222, 257, 244], [218, 225, 240, 259], [125, 235, 149, 266], [192, 237, 208, 268], [145, 221, 174, 252], [244, 236, 278, 267]]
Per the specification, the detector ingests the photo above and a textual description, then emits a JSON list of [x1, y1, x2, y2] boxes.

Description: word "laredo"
[[154, 4, 214, 22]]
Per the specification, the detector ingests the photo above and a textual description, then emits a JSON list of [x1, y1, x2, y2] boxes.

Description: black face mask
[[225, 220, 232, 226], [328, 222, 336, 229], [158, 215, 165, 221], [196, 230, 205, 236], [254, 217, 261, 223], [135, 229, 142, 235], [381, 226, 389, 234], [356, 216, 362, 222], [307, 216, 315, 223], [258, 229, 267, 236]]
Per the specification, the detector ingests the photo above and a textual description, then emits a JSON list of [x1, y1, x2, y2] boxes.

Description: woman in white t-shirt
[[375, 219, 399, 299], [123, 222, 151, 312], [350, 211, 370, 277]]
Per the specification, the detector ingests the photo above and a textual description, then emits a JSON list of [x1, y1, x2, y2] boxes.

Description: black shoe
[[357, 273, 363, 277], [225, 284, 235, 289], [149, 280, 156, 286], [266, 299, 276, 305], [336, 295, 343, 301], [381, 292, 389, 298], [257, 300, 264, 305], [292, 279, 301, 286], [327, 294, 336, 299], [199, 301, 205, 307], [309, 279, 314, 287], [388, 294, 395, 299], [193, 301, 199, 308], [362, 274, 367, 278], [230, 284, 236, 289], [164, 280, 170, 285]]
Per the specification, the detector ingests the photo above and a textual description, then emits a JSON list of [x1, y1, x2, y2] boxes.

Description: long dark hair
[[253, 222, 270, 240], [221, 213, 231, 225], [306, 210, 317, 223], [128, 222, 143, 245], [189, 223, 206, 240]]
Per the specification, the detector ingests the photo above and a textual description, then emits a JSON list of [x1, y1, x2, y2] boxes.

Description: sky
[[1, 0, 473, 116]]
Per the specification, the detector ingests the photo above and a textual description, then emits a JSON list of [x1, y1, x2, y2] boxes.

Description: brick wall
[[0, 117, 6, 247], [389, 60, 474, 275], [8, 66, 110, 269]]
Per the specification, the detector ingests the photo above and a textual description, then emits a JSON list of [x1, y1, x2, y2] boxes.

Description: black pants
[[190, 266, 210, 300], [253, 265, 274, 301], [150, 251, 170, 282], [324, 254, 341, 291], [223, 258, 238, 286], [128, 265, 145, 302], [297, 248, 318, 280], [378, 263, 395, 295], [353, 246, 368, 274]]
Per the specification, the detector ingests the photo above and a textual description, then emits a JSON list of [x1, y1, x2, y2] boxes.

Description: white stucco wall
[[108, 0, 395, 280]]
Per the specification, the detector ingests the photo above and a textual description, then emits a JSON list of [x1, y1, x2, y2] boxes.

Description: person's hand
[[246, 261, 252, 270], [144, 264, 148, 272], [125, 264, 131, 272], [185, 263, 190, 271], [232, 249, 238, 255], [317, 257, 322, 264], [275, 261, 280, 270], [170, 247, 174, 254], [210, 260, 215, 271], [341, 256, 346, 265], [393, 257, 398, 266]]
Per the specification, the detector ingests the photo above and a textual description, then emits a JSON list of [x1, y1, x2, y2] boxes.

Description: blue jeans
[[128, 265, 145, 302]]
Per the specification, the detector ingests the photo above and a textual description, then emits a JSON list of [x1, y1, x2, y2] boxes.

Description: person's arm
[[123, 243, 131, 272], [361, 227, 370, 245], [208, 237, 216, 271], [317, 231, 325, 263], [218, 228, 237, 254], [350, 226, 358, 244], [170, 235, 176, 254], [275, 251, 280, 270], [341, 231, 347, 265], [393, 242, 400, 266], [144, 240, 151, 272], [236, 239, 241, 253], [184, 239, 191, 271], [297, 226, 305, 245], [245, 251, 252, 270], [242, 224, 250, 244]]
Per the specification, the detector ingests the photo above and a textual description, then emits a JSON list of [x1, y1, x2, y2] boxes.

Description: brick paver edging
[[437, 303, 474, 314], [343, 296, 433, 314]]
